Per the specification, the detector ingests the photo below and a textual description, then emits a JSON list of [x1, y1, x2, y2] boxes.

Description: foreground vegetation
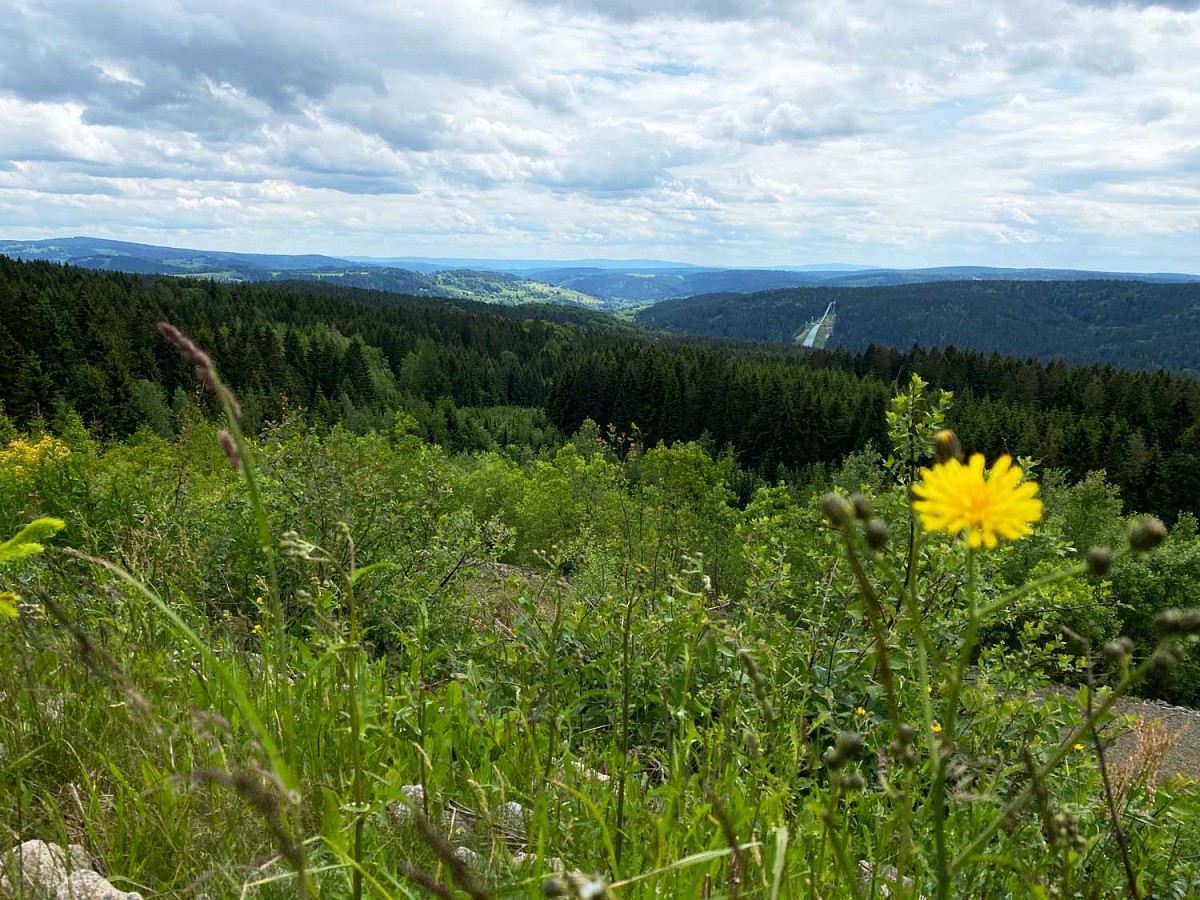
[[4, 325, 1200, 896]]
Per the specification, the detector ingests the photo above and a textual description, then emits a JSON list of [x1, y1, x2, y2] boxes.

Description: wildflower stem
[[840, 528, 900, 727], [952, 651, 1161, 873]]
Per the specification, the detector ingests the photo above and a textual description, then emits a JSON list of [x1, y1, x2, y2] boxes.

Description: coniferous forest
[[3, 257, 1198, 519], [6, 256, 1200, 897]]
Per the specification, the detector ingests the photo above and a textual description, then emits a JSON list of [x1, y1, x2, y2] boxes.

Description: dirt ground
[[1109, 695, 1200, 781]]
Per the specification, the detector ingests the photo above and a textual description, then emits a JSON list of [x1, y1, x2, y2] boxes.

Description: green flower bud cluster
[[823, 731, 864, 771], [1130, 518, 1168, 553]]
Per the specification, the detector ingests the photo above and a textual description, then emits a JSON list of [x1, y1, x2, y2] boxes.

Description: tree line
[[2, 256, 1197, 518]]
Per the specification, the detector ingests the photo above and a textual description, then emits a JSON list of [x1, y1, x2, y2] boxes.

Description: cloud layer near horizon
[[1, 0, 1197, 269]]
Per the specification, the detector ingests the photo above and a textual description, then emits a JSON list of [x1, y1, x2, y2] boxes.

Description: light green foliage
[[3, 380, 1200, 899]]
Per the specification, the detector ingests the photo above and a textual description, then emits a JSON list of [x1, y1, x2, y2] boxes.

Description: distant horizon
[[3, 233, 1200, 278], [2, 1, 1198, 274]]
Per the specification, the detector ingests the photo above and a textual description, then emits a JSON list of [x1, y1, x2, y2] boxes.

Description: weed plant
[[1, 338, 1199, 897]]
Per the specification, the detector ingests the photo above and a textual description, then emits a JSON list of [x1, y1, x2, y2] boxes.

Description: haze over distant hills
[[4, 237, 1199, 310]]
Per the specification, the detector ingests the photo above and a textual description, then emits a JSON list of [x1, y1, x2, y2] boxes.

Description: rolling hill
[[636, 280, 1200, 374], [0, 238, 610, 309]]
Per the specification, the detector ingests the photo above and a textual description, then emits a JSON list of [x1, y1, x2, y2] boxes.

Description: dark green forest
[[637, 280, 1200, 374], [3, 256, 1199, 520]]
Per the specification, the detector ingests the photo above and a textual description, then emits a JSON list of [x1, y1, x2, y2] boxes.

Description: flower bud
[[836, 730, 864, 759], [1102, 636, 1134, 658], [865, 519, 889, 551], [820, 493, 854, 529], [822, 746, 844, 770], [850, 493, 873, 521], [933, 429, 964, 464], [896, 724, 917, 746], [1085, 547, 1112, 577], [841, 772, 866, 791], [1154, 642, 1187, 670], [1130, 518, 1168, 553], [1153, 607, 1200, 638]]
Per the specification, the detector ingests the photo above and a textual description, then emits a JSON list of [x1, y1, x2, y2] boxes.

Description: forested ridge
[[637, 279, 1200, 373], [3, 255, 1199, 519]]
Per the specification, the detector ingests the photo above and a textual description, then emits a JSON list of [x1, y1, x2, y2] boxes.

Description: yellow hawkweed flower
[[1074, 743, 1085, 751], [931, 723, 943, 733], [912, 454, 1043, 549], [855, 706, 866, 716], [251, 623, 263, 635]]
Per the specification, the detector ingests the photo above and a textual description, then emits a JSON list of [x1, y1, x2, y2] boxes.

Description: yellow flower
[[931, 723, 943, 733], [855, 706, 866, 716], [926, 685, 933, 694], [251, 623, 263, 635], [1074, 743, 1085, 751], [0, 436, 71, 481], [912, 454, 1043, 550]]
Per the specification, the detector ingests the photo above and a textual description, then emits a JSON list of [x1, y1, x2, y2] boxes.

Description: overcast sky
[[1, 0, 1198, 269]]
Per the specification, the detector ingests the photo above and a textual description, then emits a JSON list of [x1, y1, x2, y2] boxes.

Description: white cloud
[[0, 0, 1197, 269]]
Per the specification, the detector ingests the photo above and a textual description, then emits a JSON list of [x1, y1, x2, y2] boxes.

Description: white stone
[[496, 800, 526, 833], [2, 840, 76, 894], [53, 870, 144, 899]]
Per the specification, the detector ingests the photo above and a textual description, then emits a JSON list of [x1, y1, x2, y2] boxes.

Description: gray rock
[[386, 784, 428, 826], [53, 870, 143, 899], [1, 840, 83, 894], [496, 800, 526, 835]]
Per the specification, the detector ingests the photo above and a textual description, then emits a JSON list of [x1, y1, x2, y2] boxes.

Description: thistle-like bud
[[865, 519, 889, 551], [837, 730, 864, 757], [1155, 643, 1187, 670], [1102, 636, 1134, 658], [841, 772, 866, 791], [896, 724, 917, 746], [1152, 608, 1200, 639], [1130, 518, 1168, 553], [850, 493, 873, 521], [821, 493, 854, 529], [822, 746, 843, 770], [933, 429, 964, 464], [1085, 547, 1112, 577]]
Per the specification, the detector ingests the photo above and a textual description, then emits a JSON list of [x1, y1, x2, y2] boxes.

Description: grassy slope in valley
[[637, 279, 1200, 373]]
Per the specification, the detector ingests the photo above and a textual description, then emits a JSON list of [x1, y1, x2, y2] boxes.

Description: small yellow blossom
[[926, 685, 933, 694], [0, 436, 71, 481], [913, 454, 1043, 550], [1074, 743, 1085, 751], [251, 623, 263, 635], [931, 723, 943, 733], [855, 706, 866, 716]]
